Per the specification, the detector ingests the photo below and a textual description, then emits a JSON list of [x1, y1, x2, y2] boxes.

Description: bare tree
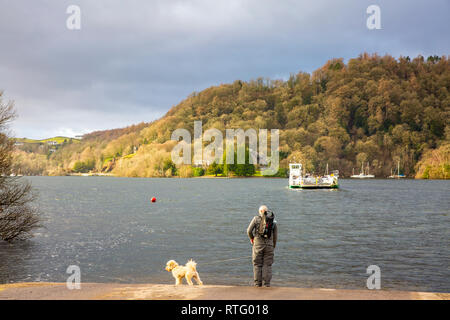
[[0, 91, 41, 241]]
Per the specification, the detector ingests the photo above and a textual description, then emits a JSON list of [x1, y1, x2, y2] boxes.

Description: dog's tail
[[186, 259, 197, 272]]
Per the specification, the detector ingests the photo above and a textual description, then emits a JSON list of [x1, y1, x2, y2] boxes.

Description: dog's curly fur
[[165, 259, 203, 286]]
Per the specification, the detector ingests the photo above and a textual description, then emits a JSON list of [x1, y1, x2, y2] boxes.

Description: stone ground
[[0, 282, 448, 300]]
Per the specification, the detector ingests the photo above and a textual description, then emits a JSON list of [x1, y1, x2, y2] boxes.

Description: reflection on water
[[0, 177, 449, 292]]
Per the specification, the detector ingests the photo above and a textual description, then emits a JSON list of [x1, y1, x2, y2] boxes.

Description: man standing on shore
[[247, 205, 278, 287]]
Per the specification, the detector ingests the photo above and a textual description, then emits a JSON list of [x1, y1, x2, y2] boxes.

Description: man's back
[[247, 214, 278, 248]]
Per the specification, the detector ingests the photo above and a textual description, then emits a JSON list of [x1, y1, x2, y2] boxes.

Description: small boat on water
[[289, 163, 339, 189], [350, 162, 375, 179], [388, 161, 406, 179]]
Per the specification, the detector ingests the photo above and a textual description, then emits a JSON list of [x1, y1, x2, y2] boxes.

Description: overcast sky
[[0, 0, 448, 139]]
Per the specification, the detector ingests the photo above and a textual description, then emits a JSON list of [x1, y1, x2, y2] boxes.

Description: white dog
[[165, 259, 203, 286]]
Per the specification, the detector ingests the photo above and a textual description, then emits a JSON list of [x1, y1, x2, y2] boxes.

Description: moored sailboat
[[350, 162, 375, 179], [388, 161, 406, 179]]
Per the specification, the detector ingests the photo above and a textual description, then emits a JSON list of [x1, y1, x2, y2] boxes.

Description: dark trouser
[[252, 240, 274, 286]]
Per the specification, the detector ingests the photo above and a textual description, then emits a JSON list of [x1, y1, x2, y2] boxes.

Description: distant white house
[[75, 135, 83, 140], [47, 140, 58, 146], [14, 142, 24, 146], [193, 159, 212, 167]]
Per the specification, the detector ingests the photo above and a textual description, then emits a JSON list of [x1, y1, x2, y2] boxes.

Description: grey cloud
[[0, 0, 448, 139]]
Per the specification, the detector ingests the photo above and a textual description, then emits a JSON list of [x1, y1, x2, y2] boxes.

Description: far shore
[[0, 282, 448, 300], [19, 173, 448, 180]]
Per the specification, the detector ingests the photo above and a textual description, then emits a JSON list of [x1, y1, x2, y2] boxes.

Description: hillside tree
[[0, 93, 41, 241]]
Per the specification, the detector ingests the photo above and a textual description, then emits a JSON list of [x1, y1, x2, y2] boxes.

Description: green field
[[15, 136, 81, 144]]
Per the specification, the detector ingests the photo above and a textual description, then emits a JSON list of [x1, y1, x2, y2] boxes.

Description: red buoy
[[151, 197, 156, 203]]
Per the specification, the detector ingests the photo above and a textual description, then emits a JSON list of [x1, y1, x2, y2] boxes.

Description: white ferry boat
[[289, 163, 339, 189]]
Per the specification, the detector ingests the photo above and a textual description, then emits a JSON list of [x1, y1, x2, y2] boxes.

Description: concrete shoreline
[[0, 282, 448, 300]]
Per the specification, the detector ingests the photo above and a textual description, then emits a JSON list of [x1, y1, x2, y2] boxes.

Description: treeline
[[13, 53, 450, 178]]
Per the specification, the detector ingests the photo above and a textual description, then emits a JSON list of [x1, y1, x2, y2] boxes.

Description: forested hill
[[14, 53, 450, 178]]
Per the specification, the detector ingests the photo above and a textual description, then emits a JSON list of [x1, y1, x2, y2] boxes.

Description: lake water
[[0, 177, 449, 292]]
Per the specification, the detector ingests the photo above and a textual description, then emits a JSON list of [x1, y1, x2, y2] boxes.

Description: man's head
[[259, 205, 268, 215]]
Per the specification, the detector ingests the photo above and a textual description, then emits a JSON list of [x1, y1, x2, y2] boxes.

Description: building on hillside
[[193, 159, 212, 167]]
